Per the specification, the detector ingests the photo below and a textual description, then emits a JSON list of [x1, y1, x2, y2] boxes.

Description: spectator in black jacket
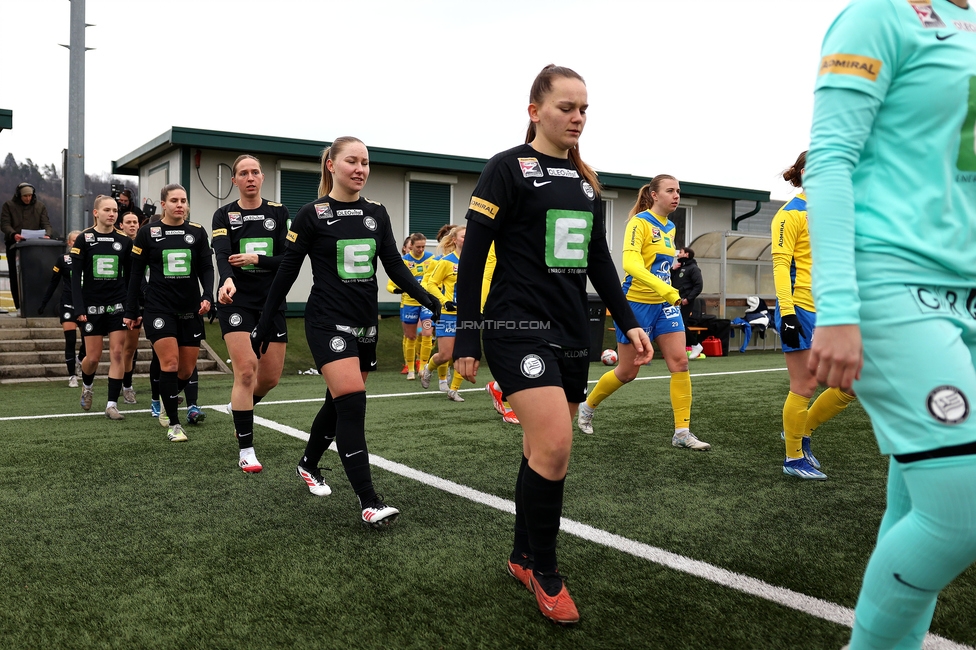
[[671, 247, 702, 322]]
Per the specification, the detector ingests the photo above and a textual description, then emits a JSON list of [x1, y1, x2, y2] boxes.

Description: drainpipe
[[732, 200, 763, 231]]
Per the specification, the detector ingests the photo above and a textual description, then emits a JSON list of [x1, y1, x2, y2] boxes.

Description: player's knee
[[333, 390, 367, 419]]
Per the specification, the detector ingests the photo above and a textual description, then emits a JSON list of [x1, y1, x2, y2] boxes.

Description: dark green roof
[[113, 126, 769, 203], [0, 109, 12, 131]]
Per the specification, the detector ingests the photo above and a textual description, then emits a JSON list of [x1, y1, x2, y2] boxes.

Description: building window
[[279, 169, 320, 223], [405, 172, 457, 240], [670, 207, 688, 249]]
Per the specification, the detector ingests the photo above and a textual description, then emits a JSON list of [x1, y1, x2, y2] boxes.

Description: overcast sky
[[0, 0, 851, 200]]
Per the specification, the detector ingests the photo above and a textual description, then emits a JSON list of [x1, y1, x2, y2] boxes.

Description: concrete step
[[0, 347, 166, 365], [0, 327, 75, 340], [0, 338, 153, 353], [0, 358, 220, 379], [0, 316, 60, 329]]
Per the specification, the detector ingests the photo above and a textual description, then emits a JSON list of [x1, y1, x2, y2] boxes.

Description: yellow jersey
[[770, 194, 815, 314], [423, 251, 460, 315], [620, 210, 681, 306], [387, 250, 434, 307]]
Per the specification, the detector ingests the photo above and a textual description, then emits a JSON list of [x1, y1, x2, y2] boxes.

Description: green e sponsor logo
[[337, 239, 376, 279], [92, 255, 119, 279], [545, 210, 592, 268], [957, 76, 976, 172], [163, 249, 192, 277], [240, 238, 273, 270]]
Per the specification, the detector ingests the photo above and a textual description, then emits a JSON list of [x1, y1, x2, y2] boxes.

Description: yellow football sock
[[450, 371, 464, 391], [806, 388, 856, 436], [783, 391, 810, 459], [670, 371, 692, 431], [587, 370, 626, 408], [438, 363, 449, 381], [403, 337, 416, 368], [419, 335, 432, 366]]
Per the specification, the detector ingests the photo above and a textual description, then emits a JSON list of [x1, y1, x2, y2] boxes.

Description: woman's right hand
[[455, 357, 480, 383], [218, 279, 236, 305], [808, 324, 862, 393]]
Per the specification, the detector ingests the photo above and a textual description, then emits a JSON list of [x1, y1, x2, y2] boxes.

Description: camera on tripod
[[110, 183, 126, 201]]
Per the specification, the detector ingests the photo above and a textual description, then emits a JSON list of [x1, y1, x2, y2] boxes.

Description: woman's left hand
[[455, 357, 480, 383], [198, 299, 212, 316]]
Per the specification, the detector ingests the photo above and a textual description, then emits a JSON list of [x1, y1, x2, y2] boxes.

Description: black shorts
[[306, 321, 377, 373], [81, 310, 125, 337], [59, 303, 79, 325], [144, 311, 205, 347], [483, 336, 589, 404], [218, 305, 287, 343]]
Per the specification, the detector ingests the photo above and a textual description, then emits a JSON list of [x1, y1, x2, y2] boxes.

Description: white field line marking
[[0, 368, 970, 648], [252, 412, 965, 650], [0, 367, 788, 421]]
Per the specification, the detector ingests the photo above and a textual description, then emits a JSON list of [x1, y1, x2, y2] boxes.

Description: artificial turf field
[[1, 341, 974, 649]]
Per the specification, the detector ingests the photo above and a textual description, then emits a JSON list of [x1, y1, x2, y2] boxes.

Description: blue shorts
[[435, 314, 457, 338], [854, 282, 976, 457], [615, 301, 683, 344], [774, 305, 816, 353], [400, 305, 421, 324]]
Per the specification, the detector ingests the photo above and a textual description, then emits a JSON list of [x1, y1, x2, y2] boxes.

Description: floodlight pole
[[64, 0, 92, 235]]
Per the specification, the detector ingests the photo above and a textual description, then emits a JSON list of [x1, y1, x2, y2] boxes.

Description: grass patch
[[1, 353, 973, 649]]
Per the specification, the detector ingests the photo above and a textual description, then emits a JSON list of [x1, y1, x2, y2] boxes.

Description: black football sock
[[232, 410, 254, 450], [333, 391, 375, 506], [122, 369, 134, 389], [522, 465, 566, 596], [150, 351, 160, 400], [82, 371, 95, 388], [512, 455, 531, 562], [107, 377, 123, 404], [252, 394, 264, 406], [302, 390, 337, 469], [160, 371, 180, 426], [182, 368, 199, 406], [65, 330, 77, 376], [78, 336, 87, 363]]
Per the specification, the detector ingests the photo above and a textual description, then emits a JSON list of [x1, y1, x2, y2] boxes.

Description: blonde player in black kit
[[71, 196, 133, 420], [252, 137, 441, 528], [454, 65, 651, 625], [212, 155, 290, 473], [124, 184, 214, 443]]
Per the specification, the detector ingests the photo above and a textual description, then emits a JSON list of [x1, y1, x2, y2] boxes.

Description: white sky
[[0, 0, 850, 201]]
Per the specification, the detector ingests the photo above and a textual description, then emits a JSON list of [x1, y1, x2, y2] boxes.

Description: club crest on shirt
[[85, 233, 95, 243], [363, 217, 377, 231], [263, 218, 276, 231], [518, 158, 544, 178], [910, 2, 946, 28], [184, 234, 195, 244], [228, 212, 243, 226], [651, 227, 662, 242], [315, 203, 333, 220], [581, 180, 595, 200], [150, 227, 162, 238], [927, 385, 969, 424], [112, 242, 122, 251]]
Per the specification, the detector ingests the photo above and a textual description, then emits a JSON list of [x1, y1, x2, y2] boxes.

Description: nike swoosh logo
[[345, 450, 364, 458], [327, 219, 340, 225], [370, 361, 377, 367], [936, 33, 957, 41], [533, 180, 552, 187], [894, 573, 935, 592], [230, 225, 243, 230], [154, 238, 166, 242], [276, 332, 286, 337], [193, 333, 202, 337]]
